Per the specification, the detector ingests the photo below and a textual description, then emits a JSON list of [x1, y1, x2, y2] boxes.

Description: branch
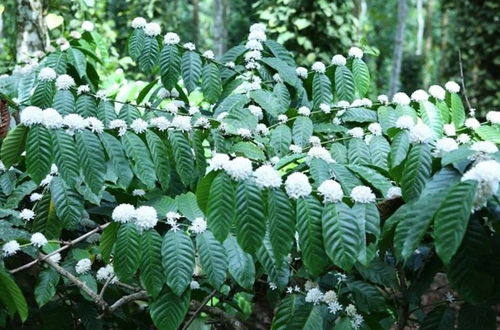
[[182, 289, 217, 330], [458, 49, 472, 111], [107, 291, 148, 314], [189, 302, 248, 330], [43, 253, 109, 311], [10, 222, 111, 274]]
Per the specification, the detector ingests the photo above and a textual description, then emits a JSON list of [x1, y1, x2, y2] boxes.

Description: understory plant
[[0, 18, 499, 329]]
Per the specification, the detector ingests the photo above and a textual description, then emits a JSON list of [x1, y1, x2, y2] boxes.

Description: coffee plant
[[0, 18, 499, 329]]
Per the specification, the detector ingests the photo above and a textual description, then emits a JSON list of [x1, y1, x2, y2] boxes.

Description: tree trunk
[[389, 0, 408, 96], [16, 0, 49, 64], [415, 0, 424, 55], [213, 0, 228, 58], [192, 0, 200, 45]]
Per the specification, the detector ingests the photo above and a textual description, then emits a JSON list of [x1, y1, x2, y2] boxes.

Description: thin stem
[[182, 289, 217, 330]]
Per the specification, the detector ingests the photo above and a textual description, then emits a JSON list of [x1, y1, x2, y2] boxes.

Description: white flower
[[323, 290, 338, 304], [144, 22, 161, 37], [245, 39, 263, 50], [250, 23, 266, 33], [132, 189, 146, 196], [351, 186, 376, 203], [225, 61, 235, 69], [112, 203, 136, 223], [70, 31, 82, 39], [296, 67, 308, 79], [486, 111, 500, 125], [188, 106, 200, 115], [166, 211, 182, 225], [170, 89, 180, 98], [49, 253, 61, 263], [95, 90, 108, 101], [248, 105, 263, 119], [224, 157, 252, 181], [345, 304, 357, 316], [336, 100, 350, 108], [171, 116, 192, 132], [445, 81, 460, 93], [319, 103, 331, 114], [395, 115, 415, 129], [38, 67, 57, 81], [386, 187, 402, 199], [255, 124, 269, 136], [55, 74, 75, 90], [253, 165, 282, 189], [194, 117, 210, 129], [96, 265, 117, 283], [77, 85, 90, 95], [377, 95, 389, 104], [368, 123, 382, 136], [351, 313, 364, 330], [183, 42, 196, 51], [443, 124, 456, 136], [202, 50, 215, 60], [462, 160, 500, 209], [445, 292, 455, 303], [409, 123, 434, 143], [289, 144, 303, 153], [331, 54, 347, 66], [268, 282, 277, 290], [30, 232, 48, 247], [63, 114, 86, 132], [164, 102, 178, 114], [208, 153, 230, 171], [130, 118, 148, 134], [60, 40, 70, 51], [434, 137, 458, 156], [190, 280, 200, 289], [244, 50, 262, 61], [307, 146, 334, 163], [348, 46, 363, 59], [135, 206, 158, 231], [75, 258, 92, 274], [85, 117, 104, 134], [285, 172, 312, 199], [351, 99, 364, 107], [42, 108, 63, 129], [3, 240, 20, 256], [311, 62, 326, 74], [81, 21, 94, 32], [429, 85, 446, 100], [318, 180, 344, 203], [361, 98, 373, 108], [305, 288, 324, 305], [411, 89, 429, 102], [131, 17, 147, 29], [328, 301, 343, 314], [464, 118, 480, 130], [348, 127, 364, 138], [456, 134, 470, 144], [164, 32, 180, 45], [470, 141, 498, 154], [30, 193, 43, 202], [304, 280, 317, 291], [19, 209, 35, 221], [278, 114, 288, 123], [109, 119, 128, 136], [237, 128, 252, 138], [20, 106, 44, 126], [298, 106, 311, 117], [309, 136, 321, 146], [189, 217, 207, 234], [248, 30, 266, 42], [392, 92, 411, 106]]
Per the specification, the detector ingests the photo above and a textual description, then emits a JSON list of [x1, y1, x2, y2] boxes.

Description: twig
[[458, 49, 472, 111], [98, 290, 148, 319], [182, 289, 217, 330], [189, 302, 248, 330], [99, 275, 115, 299], [10, 222, 111, 274], [43, 253, 109, 311]]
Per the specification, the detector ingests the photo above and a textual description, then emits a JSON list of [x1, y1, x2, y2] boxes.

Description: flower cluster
[[111, 204, 158, 231]]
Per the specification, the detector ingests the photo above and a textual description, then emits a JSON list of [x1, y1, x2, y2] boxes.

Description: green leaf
[[261, 57, 300, 87], [268, 189, 295, 262], [434, 181, 477, 264], [43, 52, 67, 74], [347, 138, 371, 165], [348, 281, 385, 312], [181, 51, 202, 93], [196, 171, 217, 213], [292, 116, 313, 147], [118, 104, 141, 124], [235, 180, 266, 254], [52, 129, 80, 187], [50, 177, 83, 229], [223, 235, 255, 290], [53, 90, 75, 115], [75, 94, 97, 117], [335, 65, 355, 102], [272, 294, 303, 330], [270, 124, 292, 157], [421, 306, 455, 330], [231, 142, 266, 161], [4, 180, 37, 209], [436, 100, 450, 124], [122, 132, 157, 188], [458, 304, 495, 330], [347, 165, 392, 196], [330, 163, 363, 193], [274, 82, 291, 111], [450, 93, 465, 128], [401, 143, 432, 201], [1, 125, 28, 169], [99, 132, 133, 189], [75, 130, 105, 194], [100, 222, 119, 263], [312, 73, 332, 109], [296, 197, 328, 276], [0, 267, 28, 321], [26, 126, 52, 184], [207, 172, 235, 242], [419, 101, 443, 138], [168, 131, 195, 187], [369, 135, 390, 169], [356, 258, 398, 288], [128, 28, 145, 60], [250, 89, 280, 117], [160, 44, 181, 90], [96, 100, 117, 125], [162, 230, 195, 296], [175, 192, 204, 220], [309, 158, 331, 185], [351, 58, 370, 96], [32, 194, 61, 239], [202, 62, 222, 103], [67, 48, 87, 78], [378, 106, 398, 132], [31, 81, 55, 108], [138, 36, 159, 73], [35, 268, 60, 307], [264, 41, 295, 67], [352, 203, 380, 265], [140, 230, 164, 297], [342, 107, 377, 123], [145, 130, 171, 191], [197, 231, 227, 289], [150, 288, 190, 330], [390, 130, 410, 168], [113, 223, 141, 282], [256, 233, 289, 289], [322, 203, 361, 271], [475, 125, 500, 144]]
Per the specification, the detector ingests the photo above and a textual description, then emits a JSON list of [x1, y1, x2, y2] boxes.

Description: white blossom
[[348, 46, 363, 59], [82, 117, 103, 134], [109, 119, 128, 136], [443, 124, 456, 136], [368, 123, 382, 136], [63, 114, 86, 133], [296, 67, 308, 79], [248, 30, 266, 42], [429, 85, 446, 100], [351, 314, 364, 330], [42, 108, 64, 129], [245, 39, 263, 50], [319, 103, 331, 114], [395, 115, 415, 129], [194, 117, 210, 129], [253, 165, 282, 189], [304, 280, 317, 291], [82, 21, 94, 32], [55, 74, 75, 90], [166, 212, 182, 226], [164, 102, 179, 114], [144, 22, 161, 37], [377, 94, 389, 104], [456, 133, 470, 144], [77, 85, 90, 95], [3, 240, 20, 256], [348, 127, 364, 138], [307, 146, 335, 163], [309, 136, 321, 146], [244, 50, 262, 61], [323, 290, 338, 304], [237, 128, 252, 138], [30, 232, 48, 247], [183, 42, 196, 51], [392, 92, 411, 106], [96, 265, 117, 283], [189, 217, 207, 234], [19, 209, 35, 221], [135, 206, 158, 231], [289, 144, 303, 154], [386, 187, 402, 199], [49, 253, 61, 263], [445, 81, 460, 93], [20, 106, 44, 126], [277, 114, 288, 123], [164, 32, 180, 45], [285, 172, 312, 199], [255, 123, 269, 136], [248, 105, 263, 119], [171, 116, 192, 132], [224, 157, 253, 181], [328, 301, 343, 314], [318, 180, 344, 203], [132, 189, 146, 196], [225, 61, 235, 69], [30, 193, 43, 202], [38, 67, 57, 81], [470, 141, 498, 154], [112, 203, 136, 223], [250, 23, 266, 33], [351, 186, 376, 203], [131, 17, 147, 29], [409, 123, 434, 144], [434, 137, 458, 156], [445, 292, 455, 303], [95, 90, 108, 101], [311, 62, 326, 74], [462, 160, 500, 209], [345, 304, 357, 316], [331, 54, 347, 66], [486, 111, 500, 125], [411, 89, 429, 102], [75, 258, 92, 274], [336, 100, 350, 108], [202, 50, 215, 60], [464, 118, 480, 130], [190, 280, 200, 289], [170, 89, 180, 98], [305, 288, 324, 305], [130, 118, 148, 134], [208, 153, 230, 171]]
